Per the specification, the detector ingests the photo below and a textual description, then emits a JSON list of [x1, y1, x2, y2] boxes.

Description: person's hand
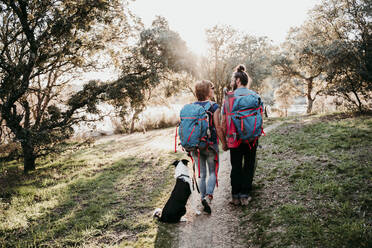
[[222, 143, 228, 151]]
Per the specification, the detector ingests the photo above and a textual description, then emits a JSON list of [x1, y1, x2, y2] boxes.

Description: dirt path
[[175, 121, 283, 248], [176, 151, 245, 247], [263, 121, 283, 134]]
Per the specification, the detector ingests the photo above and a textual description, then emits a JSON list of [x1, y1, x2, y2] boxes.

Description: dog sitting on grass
[[153, 159, 192, 223]]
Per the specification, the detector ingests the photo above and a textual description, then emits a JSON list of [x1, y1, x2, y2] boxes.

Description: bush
[[0, 142, 22, 161]]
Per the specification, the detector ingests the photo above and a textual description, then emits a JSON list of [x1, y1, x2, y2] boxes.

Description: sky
[[129, 0, 321, 56]]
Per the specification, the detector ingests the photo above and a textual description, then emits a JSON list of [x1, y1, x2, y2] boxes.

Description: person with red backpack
[[222, 65, 264, 206], [178, 80, 227, 214]]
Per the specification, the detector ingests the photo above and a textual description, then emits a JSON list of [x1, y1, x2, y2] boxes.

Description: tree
[[310, 0, 372, 112], [202, 25, 274, 105], [260, 77, 279, 117], [236, 35, 274, 92], [272, 23, 329, 114], [0, 0, 133, 173], [108, 17, 196, 133], [202, 25, 238, 105], [274, 82, 297, 117]]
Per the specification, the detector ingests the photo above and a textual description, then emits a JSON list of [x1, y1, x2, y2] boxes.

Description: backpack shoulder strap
[[209, 101, 219, 111], [202, 101, 212, 112], [223, 92, 236, 116]]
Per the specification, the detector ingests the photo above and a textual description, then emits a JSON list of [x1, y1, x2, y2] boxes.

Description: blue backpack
[[231, 90, 264, 143], [178, 102, 212, 151]]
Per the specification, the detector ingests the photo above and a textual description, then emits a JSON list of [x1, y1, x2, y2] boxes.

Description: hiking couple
[[179, 64, 263, 213]]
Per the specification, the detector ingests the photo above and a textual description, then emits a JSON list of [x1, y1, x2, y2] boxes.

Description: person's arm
[[221, 111, 228, 151], [221, 111, 226, 138], [214, 108, 228, 151]]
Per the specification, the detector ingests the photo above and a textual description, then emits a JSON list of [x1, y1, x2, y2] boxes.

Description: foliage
[[272, 23, 329, 114], [273, 0, 371, 114], [201, 25, 274, 105], [237, 35, 274, 92], [310, 0, 372, 112], [108, 16, 196, 133], [260, 77, 280, 117], [201, 25, 238, 105], [0, 0, 134, 172], [274, 83, 296, 117]]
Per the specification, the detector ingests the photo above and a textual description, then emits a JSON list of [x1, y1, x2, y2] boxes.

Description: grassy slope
[[241, 113, 372, 247], [0, 114, 371, 247], [0, 130, 183, 248]]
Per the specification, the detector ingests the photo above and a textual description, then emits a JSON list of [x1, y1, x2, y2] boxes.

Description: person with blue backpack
[[178, 80, 227, 214], [222, 65, 264, 206]]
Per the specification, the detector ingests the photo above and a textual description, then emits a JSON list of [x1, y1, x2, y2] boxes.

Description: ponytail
[[233, 64, 249, 86]]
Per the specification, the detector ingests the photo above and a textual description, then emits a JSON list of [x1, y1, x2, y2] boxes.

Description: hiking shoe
[[201, 199, 212, 214], [230, 198, 240, 206], [240, 197, 252, 206]]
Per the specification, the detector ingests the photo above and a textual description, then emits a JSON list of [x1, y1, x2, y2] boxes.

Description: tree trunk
[[264, 106, 268, 118], [306, 78, 314, 114], [352, 90, 363, 113], [130, 108, 141, 134], [22, 142, 36, 173], [306, 98, 314, 114]]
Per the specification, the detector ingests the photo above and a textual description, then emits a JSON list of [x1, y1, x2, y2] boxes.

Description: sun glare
[[130, 0, 320, 56]]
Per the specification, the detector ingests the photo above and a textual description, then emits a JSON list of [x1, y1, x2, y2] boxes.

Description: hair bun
[[236, 64, 245, 72]]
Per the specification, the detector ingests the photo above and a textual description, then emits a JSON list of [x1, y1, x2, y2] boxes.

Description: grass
[[1, 113, 371, 247], [0, 132, 184, 248], [262, 116, 285, 127], [262, 115, 303, 128], [240, 113, 372, 247]]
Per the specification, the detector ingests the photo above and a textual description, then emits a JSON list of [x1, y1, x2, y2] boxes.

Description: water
[[288, 104, 307, 116]]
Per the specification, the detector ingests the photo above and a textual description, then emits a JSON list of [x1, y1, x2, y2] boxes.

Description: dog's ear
[[181, 159, 189, 165], [171, 160, 180, 167]]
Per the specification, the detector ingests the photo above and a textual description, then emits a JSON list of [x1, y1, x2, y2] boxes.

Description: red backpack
[[223, 90, 265, 148], [223, 91, 242, 148]]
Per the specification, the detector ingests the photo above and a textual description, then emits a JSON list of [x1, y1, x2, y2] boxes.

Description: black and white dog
[[153, 159, 192, 223]]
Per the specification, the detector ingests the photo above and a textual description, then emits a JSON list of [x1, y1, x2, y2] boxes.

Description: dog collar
[[177, 174, 190, 179]]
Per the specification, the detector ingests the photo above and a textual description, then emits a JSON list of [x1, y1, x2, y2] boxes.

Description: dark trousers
[[230, 142, 257, 198]]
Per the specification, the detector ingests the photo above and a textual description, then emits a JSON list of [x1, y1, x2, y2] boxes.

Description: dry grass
[[0, 128, 184, 248]]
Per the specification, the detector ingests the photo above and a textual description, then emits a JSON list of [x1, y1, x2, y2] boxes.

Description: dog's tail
[[153, 208, 162, 220]]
